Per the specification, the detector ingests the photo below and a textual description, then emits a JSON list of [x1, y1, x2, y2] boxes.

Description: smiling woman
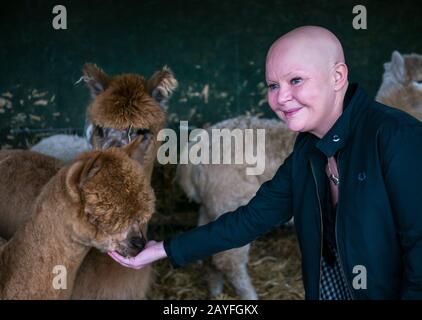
[[109, 26, 422, 301], [1, 1, 422, 302], [265, 29, 348, 138]]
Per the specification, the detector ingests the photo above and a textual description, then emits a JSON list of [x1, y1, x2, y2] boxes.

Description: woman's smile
[[283, 107, 303, 118]]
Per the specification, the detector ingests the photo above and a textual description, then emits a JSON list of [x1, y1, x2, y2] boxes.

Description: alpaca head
[[380, 51, 422, 112], [81, 63, 178, 162], [64, 138, 155, 257]]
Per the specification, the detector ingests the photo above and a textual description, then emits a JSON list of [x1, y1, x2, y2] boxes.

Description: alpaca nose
[[130, 236, 146, 250]]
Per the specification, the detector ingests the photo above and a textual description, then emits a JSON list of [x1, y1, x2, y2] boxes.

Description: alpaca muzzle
[[116, 228, 148, 257], [130, 236, 147, 251]]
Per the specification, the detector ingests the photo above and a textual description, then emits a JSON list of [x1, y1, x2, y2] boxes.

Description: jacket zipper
[[309, 160, 323, 300], [334, 150, 355, 299]]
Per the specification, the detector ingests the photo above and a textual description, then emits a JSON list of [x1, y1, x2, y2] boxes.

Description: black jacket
[[164, 84, 422, 299]]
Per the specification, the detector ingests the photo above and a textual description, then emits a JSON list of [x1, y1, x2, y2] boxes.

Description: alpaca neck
[[0, 177, 89, 299]]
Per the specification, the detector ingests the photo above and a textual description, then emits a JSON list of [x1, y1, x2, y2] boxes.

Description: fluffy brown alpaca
[[0, 141, 155, 299], [31, 63, 177, 171], [84, 63, 178, 180], [0, 64, 177, 299], [376, 51, 422, 120], [0, 151, 63, 239], [72, 64, 177, 299]]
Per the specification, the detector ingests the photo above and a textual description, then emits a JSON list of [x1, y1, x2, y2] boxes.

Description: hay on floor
[[147, 209, 304, 300]]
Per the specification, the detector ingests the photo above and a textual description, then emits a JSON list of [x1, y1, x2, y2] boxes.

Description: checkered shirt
[[320, 247, 353, 300]]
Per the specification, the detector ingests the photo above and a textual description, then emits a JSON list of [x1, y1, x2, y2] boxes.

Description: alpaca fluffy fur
[[176, 115, 296, 299], [0, 150, 63, 239], [1, 64, 177, 299], [84, 63, 177, 181], [73, 63, 176, 299], [31, 134, 90, 163], [376, 51, 422, 120], [0, 143, 155, 299]]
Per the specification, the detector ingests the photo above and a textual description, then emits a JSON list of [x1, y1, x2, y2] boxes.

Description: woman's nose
[[277, 86, 292, 105]]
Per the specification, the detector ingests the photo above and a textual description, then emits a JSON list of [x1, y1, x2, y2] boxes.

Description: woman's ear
[[333, 62, 348, 91], [82, 63, 110, 99], [147, 66, 178, 107]]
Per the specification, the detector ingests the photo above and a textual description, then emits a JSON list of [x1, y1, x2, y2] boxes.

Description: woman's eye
[[291, 77, 302, 85], [267, 83, 279, 91]]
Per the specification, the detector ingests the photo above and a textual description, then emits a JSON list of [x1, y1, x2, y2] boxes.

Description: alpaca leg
[[212, 246, 258, 300], [203, 258, 224, 297], [197, 208, 224, 297], [201, 195, 258, 300]]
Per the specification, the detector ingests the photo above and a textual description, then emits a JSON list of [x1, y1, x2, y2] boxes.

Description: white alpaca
[[31, 134, 90, 162], [376, 51, 422, 119], [176, 115, 296, 299]]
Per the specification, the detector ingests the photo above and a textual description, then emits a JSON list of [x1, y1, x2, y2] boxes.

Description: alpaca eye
[[88, 214, 100, 227], [136, 128, 150, 136], [95, 126, 105, 138]]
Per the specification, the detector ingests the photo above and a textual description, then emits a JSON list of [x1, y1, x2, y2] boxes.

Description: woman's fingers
[[108, 252, 135, 267], [145, 240, 158, 248], [108, 251, 126, 262], [108, 251, 147, 269]]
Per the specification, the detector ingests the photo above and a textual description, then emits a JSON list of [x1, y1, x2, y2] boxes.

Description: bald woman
[[110, 26, 422, 300]]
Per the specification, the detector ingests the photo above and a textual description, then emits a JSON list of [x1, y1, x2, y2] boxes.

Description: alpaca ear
[[65, 154, 103, 202], [122, 136, 143, 157], [65, 160, 85, 202], [82, 63, 110, 98], [122, 133, 153, 164], [78, 153, 103, 185], [147, 66, 178, 107], [391, 51, 406, 82]]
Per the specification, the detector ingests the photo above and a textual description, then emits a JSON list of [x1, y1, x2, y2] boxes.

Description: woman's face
[[266, 47, 339, 138]]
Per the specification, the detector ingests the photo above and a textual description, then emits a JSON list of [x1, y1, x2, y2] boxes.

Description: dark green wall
[[1, 0, 421, 147]]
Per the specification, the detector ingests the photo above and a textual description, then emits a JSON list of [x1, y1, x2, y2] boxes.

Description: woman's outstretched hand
[[108, 240, 167, 270]]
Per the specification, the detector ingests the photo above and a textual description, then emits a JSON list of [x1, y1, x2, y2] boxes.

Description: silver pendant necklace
[[327, 157, 340, 186]]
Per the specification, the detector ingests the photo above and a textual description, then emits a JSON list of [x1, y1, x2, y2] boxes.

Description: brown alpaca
[[0, 151, 63, 239], [72, 64, 177, 299], [83, 63, 178, 180], [0, 141, 155, 299], [376, 51, 422, 120], [0, 64, 177, 299]]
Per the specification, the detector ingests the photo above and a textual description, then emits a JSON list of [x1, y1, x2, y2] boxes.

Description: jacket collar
[[311, 83, 371, 157]]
